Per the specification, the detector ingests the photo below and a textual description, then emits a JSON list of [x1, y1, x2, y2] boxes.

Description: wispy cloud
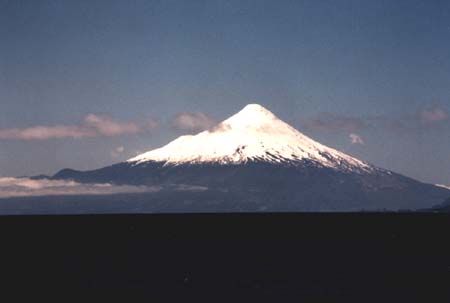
[[172, 112, 216, 133], [0, 177, 159, 198], [0, 114, 159, 141], [0, 125, 96, 140], [303, 105, 449, 134], [302, 112, 366, 133], [349, 133, 365, 145], [417, 107, 449, 124], [385, 106, 449, 132], [83, 114, 141, 136], [110, 146, 125, 158]]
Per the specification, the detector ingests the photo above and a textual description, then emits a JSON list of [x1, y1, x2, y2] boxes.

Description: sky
[[1, 0, 450, 185]]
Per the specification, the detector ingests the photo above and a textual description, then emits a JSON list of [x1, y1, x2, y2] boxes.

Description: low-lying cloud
[[0, 177, 159, 198], [435, 184, 450, 191], [0, 114, 158, 141], [0, 177, 209, 198], [172, 112, 216, 133]]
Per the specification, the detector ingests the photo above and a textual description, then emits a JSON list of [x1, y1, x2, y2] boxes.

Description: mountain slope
[[52, 104, 450, 211]]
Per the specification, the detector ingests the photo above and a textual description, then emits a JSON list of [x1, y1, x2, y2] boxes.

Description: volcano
[[53, 104, 449, 211]]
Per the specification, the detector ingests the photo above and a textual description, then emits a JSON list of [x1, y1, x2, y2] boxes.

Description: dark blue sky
[[1, 0, 449, 185]]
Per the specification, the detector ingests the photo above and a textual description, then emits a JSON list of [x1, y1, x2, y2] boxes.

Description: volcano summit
[[53, 104, 449, 211]]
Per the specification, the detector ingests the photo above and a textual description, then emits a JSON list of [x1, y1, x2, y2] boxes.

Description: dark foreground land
[[1, 213, 450, 299], [0, 188, 447, 214]]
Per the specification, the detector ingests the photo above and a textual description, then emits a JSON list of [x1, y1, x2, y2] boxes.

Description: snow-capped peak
[[223, 103, 279, 127], [128, 104, 374, 172]]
